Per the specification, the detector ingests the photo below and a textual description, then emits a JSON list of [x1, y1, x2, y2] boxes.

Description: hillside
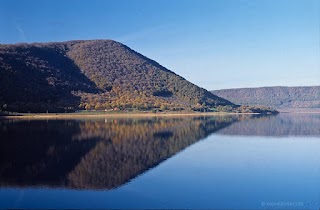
[[212, 86, 320, 111], [0, 40, 234, 113]]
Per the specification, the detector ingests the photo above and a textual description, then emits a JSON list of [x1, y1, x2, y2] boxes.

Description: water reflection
[[0, 116, 242, 190], [218, 113, 320, 137]]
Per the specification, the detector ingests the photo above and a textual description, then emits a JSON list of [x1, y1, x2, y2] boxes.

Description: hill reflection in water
[[218, 113, 320, 137], [0, 115, 245, 190]]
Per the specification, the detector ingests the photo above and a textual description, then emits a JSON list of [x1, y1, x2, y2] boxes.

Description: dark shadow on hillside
[[0, 45, 99, 112]]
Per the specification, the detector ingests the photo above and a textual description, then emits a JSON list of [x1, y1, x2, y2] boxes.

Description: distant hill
[[0, 40, 235, 113], [212, 86, 320, 111]]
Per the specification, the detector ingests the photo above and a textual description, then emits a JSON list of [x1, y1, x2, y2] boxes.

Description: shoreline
[[0, 112, 260, 120], [1, 110, 318, 120]]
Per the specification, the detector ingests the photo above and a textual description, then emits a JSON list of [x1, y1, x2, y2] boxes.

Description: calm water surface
[[0, 114, 320, 209]]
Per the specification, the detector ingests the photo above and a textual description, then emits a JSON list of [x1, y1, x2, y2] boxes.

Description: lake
[[0, 113, 320, 209]]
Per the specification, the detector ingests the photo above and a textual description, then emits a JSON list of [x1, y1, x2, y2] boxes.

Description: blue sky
[[0, 0, 319, 90]]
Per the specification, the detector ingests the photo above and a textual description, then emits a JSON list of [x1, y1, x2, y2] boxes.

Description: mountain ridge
[[0, 39, 234, 112], [212, 86, 320, 111], [0, 39, 276, 114]]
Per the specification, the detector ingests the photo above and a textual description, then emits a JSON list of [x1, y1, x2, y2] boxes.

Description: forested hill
[[0, 39, 233, 112], [212, 86, 320, 111]]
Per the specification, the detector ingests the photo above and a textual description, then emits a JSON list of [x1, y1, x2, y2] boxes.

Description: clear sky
[[0, 0, 319, 90]]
